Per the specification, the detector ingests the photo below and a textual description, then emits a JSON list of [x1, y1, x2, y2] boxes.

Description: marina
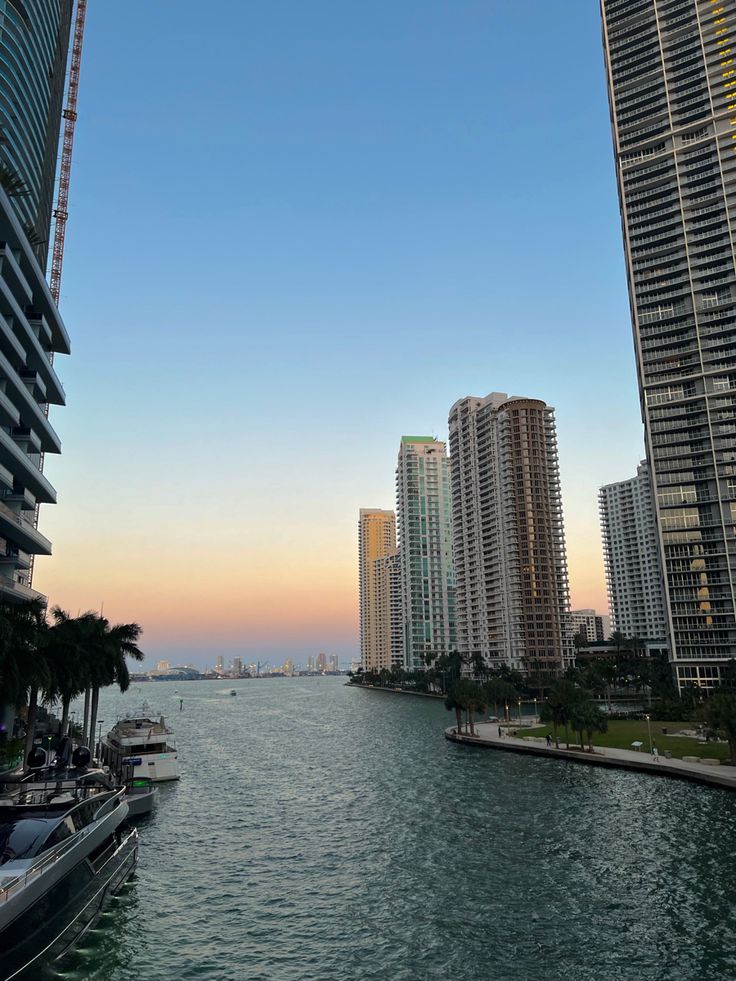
[[34, 676, 736, 981]]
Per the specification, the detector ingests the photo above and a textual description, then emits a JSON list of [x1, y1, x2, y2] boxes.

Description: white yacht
[[101, 713, 179, 783]]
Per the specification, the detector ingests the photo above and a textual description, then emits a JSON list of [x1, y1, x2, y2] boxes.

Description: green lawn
[[518, 719, 732, 762]]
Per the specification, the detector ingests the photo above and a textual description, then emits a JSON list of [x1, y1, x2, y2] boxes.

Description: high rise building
[[570, 610, 612, 644], [373, 550, 403, 669], [0, 3, 71, 605], [329, 654, 338, 673], [307, 655, 315, 672], [599, 461, 669, 646], [215, 655, 224, 674], [316, 651, 327, 672], [600, 2, 736, 686], [232, 657, 242, 677], [448, 394, 571, 675], [358, 509, 397, 670], [396, 437, 455, 669], [0, 0, 73, 262]]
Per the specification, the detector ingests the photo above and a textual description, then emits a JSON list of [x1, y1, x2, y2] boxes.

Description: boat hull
[[0, 828, 138, 981]]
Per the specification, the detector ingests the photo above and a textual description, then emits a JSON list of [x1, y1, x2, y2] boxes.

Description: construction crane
[[29, 0, 88, 586], [50, 0, 88, 305]]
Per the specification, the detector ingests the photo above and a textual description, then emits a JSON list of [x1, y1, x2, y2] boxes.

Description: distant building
[[232, 657, 242, 677], [283, 659, 294, 676], [329, 654, 338, 673], [215, 655, 224, 674], [316, 652, 327, 672], [373, 551, 403, 669], [397, 437, 455, 669], [155, 660, 170, 673], [449, 394, 571, 676], [358, 509, 397, 671], [570, 610, 612, 644], [599, 462, 668, 647], [307, 655, 315, 673]]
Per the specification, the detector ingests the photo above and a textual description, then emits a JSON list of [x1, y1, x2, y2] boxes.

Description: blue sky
[[35, 0, 644, 668]]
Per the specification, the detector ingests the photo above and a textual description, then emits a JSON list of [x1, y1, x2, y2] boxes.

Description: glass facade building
[[0, 0, 73, 261], [396, 437, 455, 669], [602, 0, 736, 687]]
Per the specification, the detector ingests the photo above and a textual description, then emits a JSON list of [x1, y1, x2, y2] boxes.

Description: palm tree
[[445, 683, 465, 734], [85, 616, 143, 755], [44, 608, 93, 737], [0, 600, 48, 767], [465, 682, 487, 736], [700, 693, 736, 763]]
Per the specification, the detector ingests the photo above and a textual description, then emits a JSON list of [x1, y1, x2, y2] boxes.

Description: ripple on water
[[54, 678, 736, 981]]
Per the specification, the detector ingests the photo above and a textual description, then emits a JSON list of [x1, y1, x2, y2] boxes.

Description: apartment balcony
[[0, 574, 45, 604], [0, 500, 50, 555], [0, 428, 55, 504]]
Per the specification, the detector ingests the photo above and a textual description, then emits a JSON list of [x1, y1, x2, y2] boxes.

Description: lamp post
[[96, 720, 105, 762], [504, 703, 509, 727], [644, 713, 652, 754], [533, 697, 538, 723], [518, 698, 523, 726]]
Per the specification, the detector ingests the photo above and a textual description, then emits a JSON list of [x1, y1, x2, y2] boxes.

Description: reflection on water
[[54, 677, 736, 981]]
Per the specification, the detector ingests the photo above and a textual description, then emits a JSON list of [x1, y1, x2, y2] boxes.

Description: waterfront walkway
[[445, 722, 736, 792]]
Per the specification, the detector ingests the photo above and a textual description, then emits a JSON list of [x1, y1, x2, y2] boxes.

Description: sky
[[34, 0, 645, 669]]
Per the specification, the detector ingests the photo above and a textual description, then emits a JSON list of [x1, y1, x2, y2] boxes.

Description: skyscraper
[[599, 461, 668, 646], [448, 394, 570, 676], [0, 1, 73, 261], [373, 550, 403, 669], [358, 508, 397, 670], [396, 437, 455, 669], [0, 1, 71, 604], [601, 0, 736, 687]]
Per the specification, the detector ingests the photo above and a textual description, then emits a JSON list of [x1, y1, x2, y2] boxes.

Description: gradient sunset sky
[[34, 1, 643, 668]]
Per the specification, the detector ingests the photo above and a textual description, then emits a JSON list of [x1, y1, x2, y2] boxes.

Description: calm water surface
[[57, 677, 736, 981]]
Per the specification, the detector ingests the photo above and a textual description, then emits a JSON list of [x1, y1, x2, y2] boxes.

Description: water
[[58, 677, 736, 981]]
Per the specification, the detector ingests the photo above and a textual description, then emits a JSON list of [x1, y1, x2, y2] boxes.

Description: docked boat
[[230, 689, 237, 696], [123, 776, 156, 818], [101, 714, 179, 783], [0, 779, 137, 979]]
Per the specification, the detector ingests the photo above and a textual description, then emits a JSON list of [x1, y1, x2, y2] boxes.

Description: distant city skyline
[[33, 2, 643, 663]]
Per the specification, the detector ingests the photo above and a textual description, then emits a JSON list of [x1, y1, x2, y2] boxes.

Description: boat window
[[0, 818, 52, 865]]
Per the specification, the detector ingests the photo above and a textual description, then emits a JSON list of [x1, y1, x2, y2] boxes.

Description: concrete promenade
[[445, 722, 736, 792]]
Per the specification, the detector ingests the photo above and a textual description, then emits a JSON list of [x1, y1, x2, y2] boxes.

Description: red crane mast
[[30, 0, 88, 585], [50, 0, 88, 305]]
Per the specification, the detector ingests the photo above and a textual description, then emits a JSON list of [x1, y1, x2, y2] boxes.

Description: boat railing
[[0, 789, 125, 905]]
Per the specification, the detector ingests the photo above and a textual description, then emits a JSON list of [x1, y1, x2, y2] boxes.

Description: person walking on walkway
[[652, 744, 659, 762], [546, 734, 552, 748]]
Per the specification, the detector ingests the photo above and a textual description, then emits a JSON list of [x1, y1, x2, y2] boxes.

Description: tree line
[[0, 599, 143, 768]]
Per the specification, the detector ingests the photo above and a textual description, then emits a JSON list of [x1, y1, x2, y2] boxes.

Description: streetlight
[[518, 698, 523, 726], [533, 697, 538, 723], [96, 720, 105, 762], [644, 713, 652, 754], [504, 703, 509, 727]]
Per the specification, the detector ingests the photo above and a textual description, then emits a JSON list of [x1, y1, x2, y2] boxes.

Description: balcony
[[0, 501, 50, 555], [0, 429, 55, 504], [0, 575, 45, 604]]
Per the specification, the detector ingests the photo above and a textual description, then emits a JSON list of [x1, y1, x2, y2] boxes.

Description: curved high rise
[[601, 0, 736, 688], [0, 0, 73, 261], [0, 0, 72, 603]]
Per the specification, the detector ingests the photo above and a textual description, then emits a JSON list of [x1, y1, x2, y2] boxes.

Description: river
[[57, 676, 736, 980]]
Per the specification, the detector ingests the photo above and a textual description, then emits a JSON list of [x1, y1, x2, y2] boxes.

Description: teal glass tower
[[0, 0, 73, 260]]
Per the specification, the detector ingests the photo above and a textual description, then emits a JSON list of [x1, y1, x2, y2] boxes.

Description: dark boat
[[0, 777, 137, 979]]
